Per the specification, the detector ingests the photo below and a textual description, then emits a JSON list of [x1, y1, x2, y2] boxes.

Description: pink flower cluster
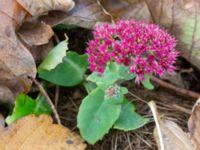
[[87, 20, 179, 83]]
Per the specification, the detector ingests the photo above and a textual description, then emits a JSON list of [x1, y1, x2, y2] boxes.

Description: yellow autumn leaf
[[0, 114, 86, 150]]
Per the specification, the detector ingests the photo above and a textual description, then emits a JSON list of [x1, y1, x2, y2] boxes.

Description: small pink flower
[[87, 20, 179, 83]]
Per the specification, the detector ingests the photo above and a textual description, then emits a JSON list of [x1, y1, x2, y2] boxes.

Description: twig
[[68, 96, 78, 109], [128, 91, 148, 104], [126, 133, 133, 150], [54, 86, 59, 108], [113, 133, 118, 150], [53, 34, 61, 109], [172, 104, 191, 115], [53, 34, 60, 44], [148, 101, 165, 150], [133, 132, 152, 148], [29, 77, 61, 125], [151, 76, 200, 99]]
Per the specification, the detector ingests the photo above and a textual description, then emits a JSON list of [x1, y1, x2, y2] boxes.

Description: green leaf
[[114, 99, 149, 131], [112, 63, 136, 80], [78, 86, 126, 144], [34, 94, 52, 115], [6, 93, 52, 125], [87, 62, 136, 85], [39, 52, 88, 86], [83, 81, 97, 93], [38, 40, 68, 71], [142, 74, 154, 90], [87, 71, 118, 86], [54, 24, 78, 30]]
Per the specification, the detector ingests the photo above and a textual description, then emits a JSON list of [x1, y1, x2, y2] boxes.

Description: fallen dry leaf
[[148, 101, 194, 150], [0, 0, 35, 103], [100, 0, 152, 22], [40, 0, 111, 28], [0, 85, 14, 104], [0, 114, 86, 150], [17, 0, 75, 17], [188, 98, 200, 150], [0, 0, 75, 103], [18, 22, 55, 64], [29, 40, 55, 64], [18, 22, 54, 46]]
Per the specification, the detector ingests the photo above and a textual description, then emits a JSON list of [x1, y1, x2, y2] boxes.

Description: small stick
[[54, 86, 59, 108], [134, 132, 152, 148], [53, 34, 61, 109], [148, 101, 165, 150], [151, 76, 200, 99], [172, 104, 192, 115], [128, 91, 148, 104], [29, 77, 61, 125], [126, 133, 133, 150]]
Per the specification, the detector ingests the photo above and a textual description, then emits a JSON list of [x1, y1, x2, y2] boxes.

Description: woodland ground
[[42, 27, 198, 150]]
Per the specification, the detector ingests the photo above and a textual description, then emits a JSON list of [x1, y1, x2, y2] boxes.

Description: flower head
[[105, 84, 120, 99], [87, 20, 179, 83]]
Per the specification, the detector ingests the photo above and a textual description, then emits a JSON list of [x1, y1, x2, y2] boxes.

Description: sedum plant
[[87, 20, 178, 84], [12, 20, 178, 144], [78, 20, 179, 144]]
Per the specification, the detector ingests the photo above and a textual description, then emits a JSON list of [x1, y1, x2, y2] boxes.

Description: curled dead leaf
[[18, 22, 54, 46], [18, 22, 55, 64], [0, 85, 14, 104], [0, 0, 35, 103], [0, 0, 75, 103], [0, 114, 86, 150], [148, 101, 194, 150], [17, 0, 75, 17], [40, 0, 111, 28], [188, 98, 200, 150]]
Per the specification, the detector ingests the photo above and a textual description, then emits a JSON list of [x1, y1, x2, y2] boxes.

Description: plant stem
[[29, 77, 61, 125], [54, 86, 60, 108]]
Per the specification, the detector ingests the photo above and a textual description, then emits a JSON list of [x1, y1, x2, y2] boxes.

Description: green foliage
[[79, 61, 149, 144], [6, 93, 52, 125], [38, 40, 68, 71], [142, 74, 154, 90], [37, 39, 152, 144], [34, 94, 52, 114], [54, 24, 78, 30], [39, 51, 88, 86], [83, 81, 97, 93], [87, 62, 136, 85], [114, 99, 149, 131], [77, 85, 127, 144]]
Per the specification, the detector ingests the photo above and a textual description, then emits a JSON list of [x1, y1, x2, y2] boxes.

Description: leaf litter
[[0, 0, 74, 102], [1, 0, 200, 150]]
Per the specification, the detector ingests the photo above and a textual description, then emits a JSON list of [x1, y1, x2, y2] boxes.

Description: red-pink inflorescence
[[87, 20, 179, 83]]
